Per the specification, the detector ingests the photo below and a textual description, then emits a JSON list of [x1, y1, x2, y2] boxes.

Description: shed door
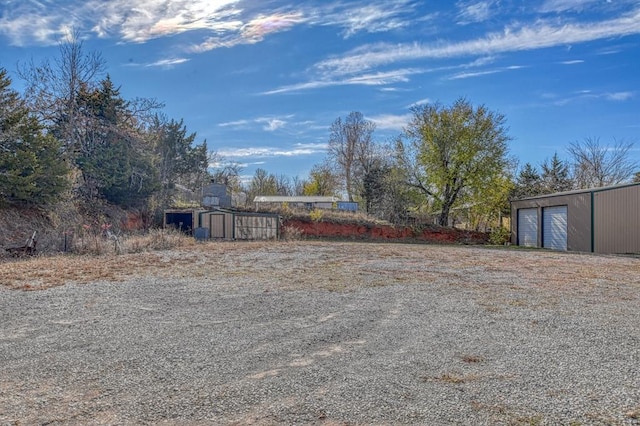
[[518, 208, 538, 247], [543, 206, 568, 251], [209, 214, 225, 239]]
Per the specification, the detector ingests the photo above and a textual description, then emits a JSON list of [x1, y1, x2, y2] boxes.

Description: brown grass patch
[[460, 355, 484, 363]]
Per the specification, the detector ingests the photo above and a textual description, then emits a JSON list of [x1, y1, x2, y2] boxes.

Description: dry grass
[[427, 372, 480, 384], [2, 241, 639, 305], [461, 355, 484, 364]]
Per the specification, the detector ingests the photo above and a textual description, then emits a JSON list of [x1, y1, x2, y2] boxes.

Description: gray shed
[[198, 209, 280, 240], [510, 182, 640, 254]]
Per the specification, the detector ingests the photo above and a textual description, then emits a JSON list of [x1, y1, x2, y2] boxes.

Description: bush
[[489, 227, 511, 245], [309, 208, 324, 222]]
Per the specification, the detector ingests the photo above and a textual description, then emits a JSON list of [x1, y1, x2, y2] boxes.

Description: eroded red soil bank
[[283, 219, 488, 244]]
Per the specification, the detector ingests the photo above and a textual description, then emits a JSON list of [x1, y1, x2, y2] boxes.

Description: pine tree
[[0, 68, 69, 205], [541, 153, 573, 193], [74, 76, 159, 207], [513, 162, 544, 199]]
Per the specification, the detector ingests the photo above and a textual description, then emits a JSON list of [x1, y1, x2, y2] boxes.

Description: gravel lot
[[1, 241, 639, 425]]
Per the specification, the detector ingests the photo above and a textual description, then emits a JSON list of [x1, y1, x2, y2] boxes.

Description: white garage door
[[517, 208, 538, 247], [543, 206, 568, 251]]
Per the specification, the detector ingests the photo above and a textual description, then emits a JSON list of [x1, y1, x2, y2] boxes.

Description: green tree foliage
[[248, 168, 278, 199], [541, 152, 573, 193], [466, 172, 514, 230], [402, 98, 512, 226], [148, 116, 210, 207], [73, 76, 159, 207], [0, 68, 69, 205], [512, 162, 544, 199], [303, 163, 340, 196]]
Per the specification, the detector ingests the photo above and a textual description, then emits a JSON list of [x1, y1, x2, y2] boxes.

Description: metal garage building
[[510, 182, 640, 254]]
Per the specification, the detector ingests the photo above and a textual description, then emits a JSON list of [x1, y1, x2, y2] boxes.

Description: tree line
[[1, 36, 638, 230], [246, 105, 637, 229], [0, 36, 211, 224]]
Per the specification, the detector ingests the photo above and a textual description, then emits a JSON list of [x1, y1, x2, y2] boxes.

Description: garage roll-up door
[[543, 206, 568, 251], [517, 208, 538, 247]]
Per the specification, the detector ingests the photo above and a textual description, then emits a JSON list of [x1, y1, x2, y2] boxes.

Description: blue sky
[[1, 0, 639, 182]]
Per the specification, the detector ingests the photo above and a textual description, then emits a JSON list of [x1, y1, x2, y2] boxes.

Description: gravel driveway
[[1, 241, 639, 425]]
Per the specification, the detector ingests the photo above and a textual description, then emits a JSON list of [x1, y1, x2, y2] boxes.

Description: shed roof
[[511, 182, 640, 202], [254, 196, 340, 203]]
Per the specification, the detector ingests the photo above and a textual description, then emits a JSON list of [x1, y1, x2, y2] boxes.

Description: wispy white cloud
[[368, 113, 412, 130], [219, 116, 294, 131], [140, 58, 190, 67], [256, 117, 290, 131], [190, 11, 305, 52], [0, 0, 416, 49], [539, 0, 602, 13], [262, 68, 422, 95], [0, 0, 245, 46], [219, 119, 251, 128], [456, 1, 495, 25], [448, 65, 524, 80], [218, 142, 327, 158], [560, 59, 585, 64], [553, 90, 635, 105], [449, 69, 501, 80], [314, 9, 640, 77], [407, 98, 431, 108], [605, 91, 634, 101], [310, 0, 417, 38]]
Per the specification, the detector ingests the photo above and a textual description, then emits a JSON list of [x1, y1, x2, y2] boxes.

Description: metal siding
[[517, 208, 538, 247], [512, 194, 591, 252], [209, 214, 225, 239], [543, 206, 568, 250], [233, 214, 279, 240], [225, 213, 234, 240], [594, 186, 640, 254]]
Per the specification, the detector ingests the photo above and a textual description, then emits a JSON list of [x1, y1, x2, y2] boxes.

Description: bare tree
[[568, 137, 638, 189], [328, 111, 376, 201], [18, 31, 106, 157]]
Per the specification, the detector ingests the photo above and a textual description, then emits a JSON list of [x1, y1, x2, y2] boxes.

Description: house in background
[[253, 196, 340, 210], [510, 182, 640, 254]]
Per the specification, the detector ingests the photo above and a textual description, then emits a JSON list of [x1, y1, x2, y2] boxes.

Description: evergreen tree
[[541, 153, 573, 193], [512, 162, 544, 199], [0, 68, 69, 205], [148, 116, 210, 208], [74, 76, 159, 207]]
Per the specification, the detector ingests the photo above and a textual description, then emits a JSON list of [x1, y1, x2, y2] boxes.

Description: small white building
[[253, 196, 340, 210]]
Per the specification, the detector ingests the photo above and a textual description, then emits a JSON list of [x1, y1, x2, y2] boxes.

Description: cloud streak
[[0, 0, 416, 48], [314, 8, 640, 77], [218, 143, 327, 159]]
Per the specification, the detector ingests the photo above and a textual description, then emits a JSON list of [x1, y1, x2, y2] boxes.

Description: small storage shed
[[198, 209, 279, 240], [164, 209, 205, 234], [510, 182, 640, 254]]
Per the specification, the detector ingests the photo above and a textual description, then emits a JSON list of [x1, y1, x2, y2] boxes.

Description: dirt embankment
[[283, 218, 488, 244]]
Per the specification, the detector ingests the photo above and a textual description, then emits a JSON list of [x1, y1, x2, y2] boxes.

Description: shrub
[[309, 208, 324, 222], [489, 227, 511, 245]]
